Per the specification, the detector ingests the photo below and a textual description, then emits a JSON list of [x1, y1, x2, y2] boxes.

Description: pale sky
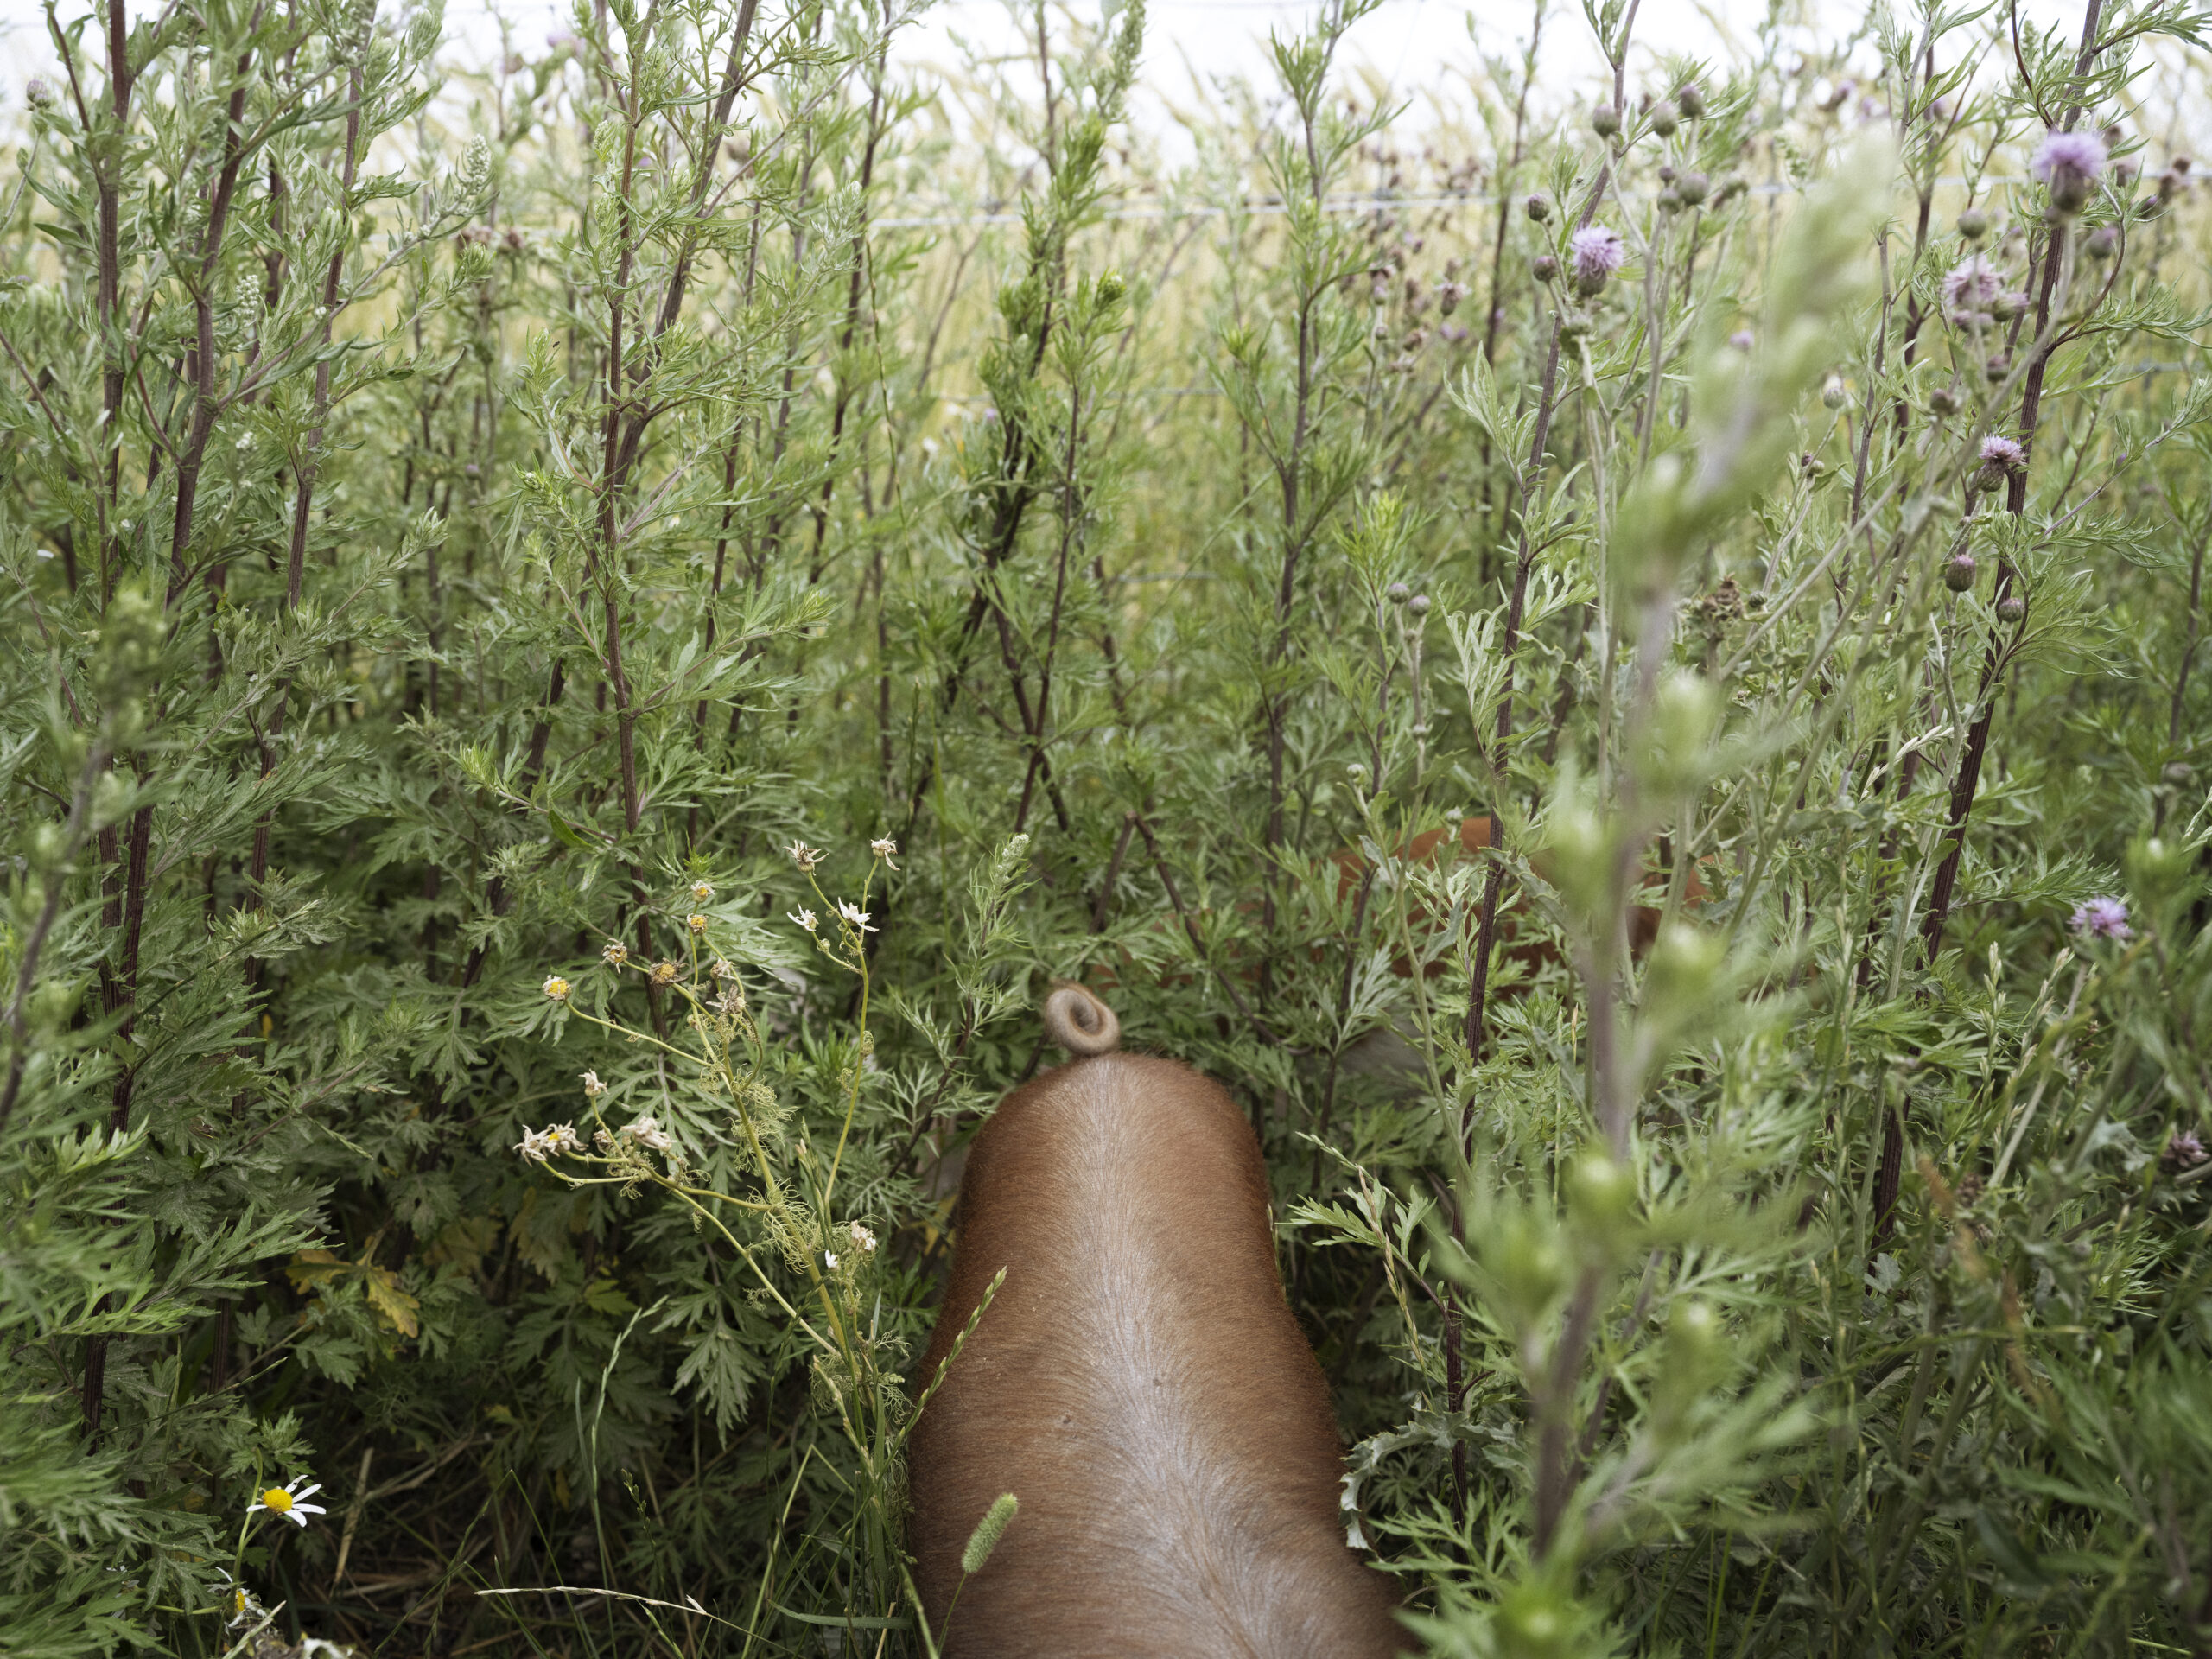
[[0, 0, 2177, 157]]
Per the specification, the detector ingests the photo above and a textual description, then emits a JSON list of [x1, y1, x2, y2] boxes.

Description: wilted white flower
[[870, 836, 899, 868], [581, 1070, 607, 1097], [689, 880, 715, 903], [786, 840, 823, 872], [710, 957, 737, 980], [790, 908, 818, 932], [515, 1127, 554, 1162], [849, 1221, 878, 1254], [542, 975, 570, 1000], [247, 1478, 327, 1529], [601, 941, 629, 967], [620, 1116, 673, 1153], [836, 900, 874, 934], [687, 913, 709, 934], [824, 1250, 841, 1270], [649, 959, 679, 987]]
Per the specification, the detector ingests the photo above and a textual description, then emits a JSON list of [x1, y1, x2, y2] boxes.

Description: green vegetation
[[4, 0, 2212, 1649]]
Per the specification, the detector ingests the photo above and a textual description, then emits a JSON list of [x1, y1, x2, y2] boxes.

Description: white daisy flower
[[824, 1250, 841, 1270], [849, 1221, 877, 1254], [836, 900, 874, 934], [581, 1071, 607, 1097], [543, 975, 570, 1000], [247, 1477, 327, 1529], [515, 1128, 555, 1163], [790, 908, 818, 932], [870, 837, 899, 868], [689, 880, 715, 903]]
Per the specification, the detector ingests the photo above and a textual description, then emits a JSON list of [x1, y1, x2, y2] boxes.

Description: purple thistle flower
[[1569, 226, 1625, 297], [1979, 434, 2026, 471], [1728, 328, 1754, 350], [2164, 1128, 2208, 1170], [2032, 128, 2107, 213], [1942, 255, 2002, 311], [2070, 895, 2131, 940], [24, 76, 55, 108]]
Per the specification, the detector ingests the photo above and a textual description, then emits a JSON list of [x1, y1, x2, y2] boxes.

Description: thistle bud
[[1929, 385, 1961, 416], [1408, 594, 1430, 615], [1387, 582, 1410, 604], [1821, 375, 1847, 409], [1991, 289, 2028, 322], [1984, 350, 2012, 383], [2085, 223, 2119, 259], [1943, 551, 1976, 592], [1649, 99, 1680, 137], [1955, 207, 1989, 240], [1592, 103, 1620, 137], [1524, 191, 1552, 222], [1997, 594, 2026, 624], [1676, 81, 1706, 118], [1675, 170, 1710, 206], [1530, 251, 1560, 283]]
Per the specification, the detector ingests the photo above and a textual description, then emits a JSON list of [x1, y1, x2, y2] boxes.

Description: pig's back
[[908, 1053, 1402, 1656]]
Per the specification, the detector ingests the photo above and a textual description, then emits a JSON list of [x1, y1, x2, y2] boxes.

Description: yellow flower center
[[261, 1487, 293, 1513], [233, 1590, 248, 1612]]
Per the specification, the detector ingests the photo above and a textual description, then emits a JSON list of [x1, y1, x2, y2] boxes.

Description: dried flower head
[[836, 899, 876, 935], [542, 975, 570, 1000], [2164, 1129, 2208, 1170], [620, 1116, 674, 1153], [689, 880, 715, 904], [1568, 226, 1625, 296], [601, 941, 629, 967], [2070, 896, 2131, 939], [790, 908, 818, 932], [649, 959, 679, 987], [687, 913, 709, 934], [581, 1070, 607, 1097], [785, 840, 823, 872], [870, 836, 899, 868], [2032, 128, 2107, 213], [849, 1221, 878, 1254], [711, 957, 737, 980]]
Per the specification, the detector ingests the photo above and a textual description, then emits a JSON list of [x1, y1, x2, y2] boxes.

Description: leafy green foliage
[[3, 0, 2212, 1651]]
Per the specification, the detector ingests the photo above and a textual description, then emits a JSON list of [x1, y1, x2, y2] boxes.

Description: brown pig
[[907, 984, 1403, 1656]]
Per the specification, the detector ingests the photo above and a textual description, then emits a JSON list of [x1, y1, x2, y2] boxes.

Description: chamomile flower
[[790, 908, 818, 932], [786, 840, 823, 872], [247, 1477, 327, 1529], [687, 913, 709, 934], [515, 1127, 555, 1162], [689, 880, 715, 903], [836, 900, 875, 934], [650, 959, 679, 987], [870, 836, 899, 868], [543, 975, 570, 1000], [581, 1071, 607, 1098], [602, 941, 629, 967]]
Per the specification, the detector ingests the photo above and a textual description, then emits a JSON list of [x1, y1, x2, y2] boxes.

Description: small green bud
[[1567, 1150, 1637, 1227], [1592, 103, 1620, 137], [1956, 207, 1989, 239], [1676, 81, 1706, 118], [1649, 99, 1680, 137]]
